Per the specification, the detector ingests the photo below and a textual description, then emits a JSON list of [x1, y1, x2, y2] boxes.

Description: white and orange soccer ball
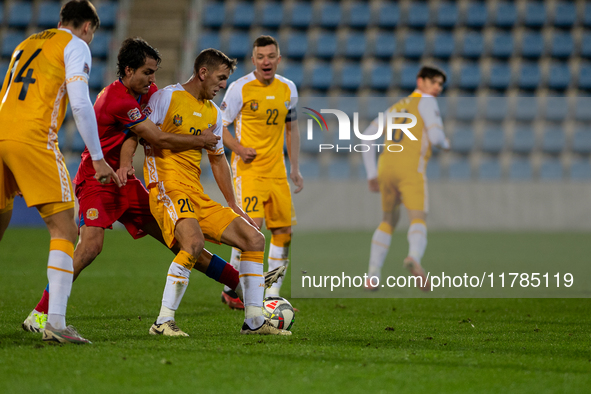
[[262, 297, 295, 331]]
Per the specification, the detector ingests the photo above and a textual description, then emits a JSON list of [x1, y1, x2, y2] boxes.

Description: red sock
[[35, 289, 49, 314], [219, 264, 239, 290]]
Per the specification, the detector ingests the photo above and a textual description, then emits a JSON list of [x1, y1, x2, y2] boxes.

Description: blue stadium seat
[[89, 31, 112, 59], [570, 158, 591, 181], [8, 2, 33, 29], [490, 31, 514, 58], [372, 31, 396, 59], [261, 3, 284, 29], [89, 62, 106, 90], [403, 32, 426, 59], [435, 63, 453, 88], [509, 157, 533, 180], [282, 64, 303, 88], [539, 158, 563, 180], [426, 157, 442, 180], [521, 32, 544, 58], [339, 64, 363, 91], [488, 63, 512, 90], [478, 158, 503, 180], [343, 32, 366, 59], [451, 127, 475, 154], [454, 97, 478, 121], [299, 159, 321, 179], [203, 2, 225, 28], [0, 61, 9, 82], [226, 32, 250, 59], [289, 2, 313, 29], [399, 63, 420, 90], [523, 2, 546, 28], [377, 3, 400, 28], [553, 2, 576, 28], [461, 31, 484, 58], [331, 97, 360, 119], [436, 3, 459, 28], [465, 2, 488, 28], [57, 128, 68, 151], [346, 2, 371, 29], [541, 127, 565, 154], [518, 63, 541, 90], [36, 1, 61, 28], [550, 32, 573, 59], [544, 97, 569, 121], [407, 3, 430, 28], [481, 126, 505, 153], [432, 32, 455, 59], [574, 98, 591, 121], [369, 64, 392, 91], [96, 1, 118, 29], [458, 63, 481, 90], [585, 4, 591, 28], [581, 32, 591, 59], [284, 32, 308, 59], [494, 2, 517, 28], [319, 2, 342, 29], [448, 158, 472, 180], [71, 129, 87, 152], [571, 127, 591, 155], [1, 31, 26, 58], [579, 64, 591, 90], [514, 97, 538, 121], [512, 125, 536, 154], [328, 158, 352, 179], [0, 5, 3, 26], [197, 32, 220, 52], [226, 64, 245, 86], [309, 64, 334, 91], [314, 32, 337, 59], [231, 2, 255, 28], [484, 97, 509, 121], [547, 63, 571, 91]]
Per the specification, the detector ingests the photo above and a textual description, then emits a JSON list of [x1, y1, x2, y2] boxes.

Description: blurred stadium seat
[[8, 2, 33, 29], [36, 1, 61, 28], [572, 127, 591, 155], [327, 158, 352, 179], [426, 157, 442, 180], [488, 63, 512, 90], [494, 2, 517, 28], [512, 125, 536, 154], [539, 158, 564, 181], [484, 97, 509, 121], [547, 63, 571, 91], [407, 2, 430, 29], [226, 31, 250, 58], [553, 2, 576, 28], [432, 32, 455, 59], [376, 2, 400, 28], [289, 2, 313, 29], [403, 32, 426, 59], [490, 31, 514, 58], [284, 32, 308, 59], [339, 64, 363, 91], [448, 157, 472, 180], [478, 157, 503, 180], [454, 96, 479, 121], [514, 97, 538, 121], [203, 2, 224, 28], [517, 63, 541, 90], [570, 158, 591, 180], [523, 2, 546, 28], [541, 127, 566, 154], [581, 32, 591, 59], [1, 31, 26, 58], [309, 64, 334, 91], [451, 127, 475, 154], [578, 64, 591, 90], [574, 98, 591, 121], [461, 31, 484, 58], [369, 64, 392, 91], [90, 31, 112, 59], [231, 2, 255, 28], [458, 63, 481, 90], [96, 1, 118, 29], [319, 2, 342, 29], [465, 2, 488, 28], [509, 157, 533, 180], [342, 32, 366, 59], [314, 32, 338, 59], [544, 97, 569, 121], [520, 31, 544, 58], [198, 31, 221, 52], [346, 2, 371, 29], [481, 126, 505, 154], [399, 63, 420, 90], [372, 31, 396, 59], [282, 63, 303, 88], [260, 3, 283, 29], [550, 32, 574, 59], [436, 3, 459, 29]]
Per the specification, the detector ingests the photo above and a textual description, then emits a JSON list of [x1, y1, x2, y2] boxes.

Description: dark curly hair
[[117, 37, 161, 78]]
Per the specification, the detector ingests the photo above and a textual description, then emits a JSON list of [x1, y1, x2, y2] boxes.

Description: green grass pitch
[[1, 228, 590, 393]]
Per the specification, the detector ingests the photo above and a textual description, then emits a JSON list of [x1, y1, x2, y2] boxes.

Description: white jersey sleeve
[[64, 34, 91, 82], [277, 75, 298, 121], [418, 96, 449, 149], [207, 104, 225, 155], [220, 80, 244, 126], [145, 88, 172, 126]]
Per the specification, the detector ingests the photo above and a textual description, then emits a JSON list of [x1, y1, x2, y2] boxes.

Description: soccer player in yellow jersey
[[122, 48, 290, 335], [0, 0, 120, 344], [220, 35, 303, 306], [362, 65, 450, 292]]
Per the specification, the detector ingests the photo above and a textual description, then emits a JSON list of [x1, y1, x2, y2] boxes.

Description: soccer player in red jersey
[[21, 38, 269, 335]]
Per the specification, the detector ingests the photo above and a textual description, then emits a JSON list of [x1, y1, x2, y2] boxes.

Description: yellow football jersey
[[221, 72, 298, 178], [143, 83, 224, 190], [0, 29, 92, 149]]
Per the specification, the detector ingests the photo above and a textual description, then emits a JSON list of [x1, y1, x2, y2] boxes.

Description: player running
[[21, 38, 283, 337], [122, 48, 291, 335], [362, 65, 450, 292], [0, 0, 119, 344], [219, 35, 303, 308]]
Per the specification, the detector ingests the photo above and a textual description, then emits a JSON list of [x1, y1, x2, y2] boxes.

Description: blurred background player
[[362, 65, 450, 292], [0, 0, 120, 344], [123, 48, 290, 335], [21, 37, 262, 336], [220, 35, 303, 308]]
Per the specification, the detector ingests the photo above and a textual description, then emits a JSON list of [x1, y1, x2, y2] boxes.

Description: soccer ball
[[262, 297, 295, 331]]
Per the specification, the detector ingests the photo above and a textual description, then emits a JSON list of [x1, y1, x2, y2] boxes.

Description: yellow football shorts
[[0, 140, 74, 210], [378, 168, 428, 213], [234, 176, 296, 229], [149, 181, 239, 248]]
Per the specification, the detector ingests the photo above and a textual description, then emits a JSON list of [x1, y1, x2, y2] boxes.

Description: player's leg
[[73, 225, 106, 280], [0, 202, 13, 242], [265, 225, 291, 297]]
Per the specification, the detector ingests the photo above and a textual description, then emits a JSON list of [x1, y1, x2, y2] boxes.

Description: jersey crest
[[127, 108, 141, 121], [250, 100, 259, 111], [173, 114, 182, 126]]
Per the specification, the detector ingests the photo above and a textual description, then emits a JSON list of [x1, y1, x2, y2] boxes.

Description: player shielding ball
[[0, 0, 120, 344], [122, 48, 290, 335], [220, 35, 303, 308], [362, 65, 450, 292]]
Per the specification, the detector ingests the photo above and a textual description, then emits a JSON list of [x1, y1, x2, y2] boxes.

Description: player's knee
[[185, 238, 204, 258], [83, 238, 104, 261], [245, 230, 265, 252]]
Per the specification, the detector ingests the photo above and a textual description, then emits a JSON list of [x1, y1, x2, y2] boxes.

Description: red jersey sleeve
[[107, 92, 148, 128]]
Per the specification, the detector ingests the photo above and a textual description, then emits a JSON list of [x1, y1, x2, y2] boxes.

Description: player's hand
[[238, 146, 257, 164], [229, 201, 260, 230], [368, 178, 380, 193], [93, 158, 122, 187], [116, 164, 135, 186], [290, 169, 304, 193], [200, 124, 221, 151]]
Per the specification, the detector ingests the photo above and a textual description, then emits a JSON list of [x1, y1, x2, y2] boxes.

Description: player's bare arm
[[222, 126, 257, 163], [117, 133, 139, 185], [209, 153, 259, 230], [285, 119, 303, 193], [368, 178, 380, 192], [132, 119, 220, 151]]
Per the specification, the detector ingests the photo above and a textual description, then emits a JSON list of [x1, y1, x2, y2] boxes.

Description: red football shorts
[[76, 177, 155, 239]]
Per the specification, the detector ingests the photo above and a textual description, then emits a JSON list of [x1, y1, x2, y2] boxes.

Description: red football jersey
[[74, 79, 157, 185]]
